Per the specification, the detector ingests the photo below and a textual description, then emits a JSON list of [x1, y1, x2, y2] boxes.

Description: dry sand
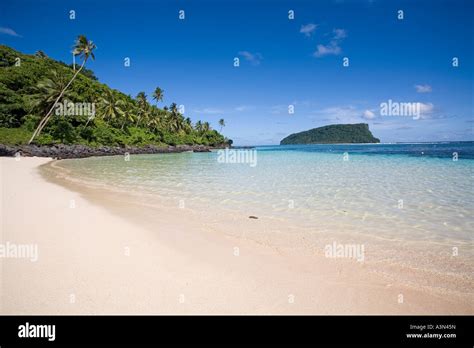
[[0, 156, 472, 314]]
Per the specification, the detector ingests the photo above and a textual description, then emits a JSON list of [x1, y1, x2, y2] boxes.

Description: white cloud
[[238, 51, 263, 65], [418, 102, 434, 118], [313, 28, 347, 58], [363, 110, 376, 119], [193, 107, 224, 115], [312, 106, 362, 123], [235, 105, 254, 112], [333, 28, 347, 39], [310, 105, 382, 123], [270, 104, 289, 115], [193, 105, 255, 115], [0, 27, 21, 37], [314, 42, 341, 57], [300, 23, 318, 37], [414, 84, 432, 93]]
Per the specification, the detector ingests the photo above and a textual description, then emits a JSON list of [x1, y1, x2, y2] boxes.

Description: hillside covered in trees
[[280, 123, 380, 145], [0, 41, 230, 147]]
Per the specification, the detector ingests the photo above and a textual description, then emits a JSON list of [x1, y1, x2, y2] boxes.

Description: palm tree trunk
[[28, 59, 87, 144]]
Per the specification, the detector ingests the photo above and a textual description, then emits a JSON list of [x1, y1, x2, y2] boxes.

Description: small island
[[280, 123, 380, 145]]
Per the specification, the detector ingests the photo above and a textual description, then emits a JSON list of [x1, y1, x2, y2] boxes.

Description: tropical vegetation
[[0, 37, 230, 147]]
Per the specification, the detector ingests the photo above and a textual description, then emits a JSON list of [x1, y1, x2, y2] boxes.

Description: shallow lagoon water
[[58, 143, 473, 241], [55, 142, 474, 291]]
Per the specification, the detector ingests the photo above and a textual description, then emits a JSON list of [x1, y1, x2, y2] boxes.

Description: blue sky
[[1, 0, 472, 145]]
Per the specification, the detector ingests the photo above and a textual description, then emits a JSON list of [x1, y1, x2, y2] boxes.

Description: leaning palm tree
[[152, 87, 164, 105], [218, 118, 225, 132], [28, 70, 71, 115], [28, 35, 96, 144]]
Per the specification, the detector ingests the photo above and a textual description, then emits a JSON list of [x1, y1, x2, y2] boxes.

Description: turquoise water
[[56, 142, 474, 273]]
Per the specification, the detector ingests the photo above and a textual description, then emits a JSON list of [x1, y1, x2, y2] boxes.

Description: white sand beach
[[1, 157, 472, 314]]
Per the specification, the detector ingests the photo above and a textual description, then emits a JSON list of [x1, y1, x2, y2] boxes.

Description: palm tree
[[152, 87, 164, 105], [28, 35, 96, 144], [147, 109, 163, 132], [136, 92, 148, 108], [218, 118, 225, 132], [29, 70, 71, 115], [184, 117, 193, 133], [195, 120, 203, 133], [167, 103, 185, 133], [135, 92, 149, 126], [120, 103, 137, 129], [35, 50, 48, 58], [168, 114, 180, 132], [99, 90, 125, 125], [202, 122, 211, 132], [169, 102, 178, 115]]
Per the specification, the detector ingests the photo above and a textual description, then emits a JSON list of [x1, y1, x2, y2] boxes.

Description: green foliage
[[90, 120, 122, 146], [68, 64, 98, 80], [47, 117, 79, 144], [35, 133, 56, 145], [0, 44, 229, 147], [124, 127, 158, 146], [162, 132, 181, 146], [0, 82, 28, 127], [280, 123, 380, 145], [0, 127, 32, 145], [22, 114, 41, 131]]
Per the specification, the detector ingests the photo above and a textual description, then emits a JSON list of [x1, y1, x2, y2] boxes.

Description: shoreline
[[0, 143, 223, 159], [1, 156, 473, 314]]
